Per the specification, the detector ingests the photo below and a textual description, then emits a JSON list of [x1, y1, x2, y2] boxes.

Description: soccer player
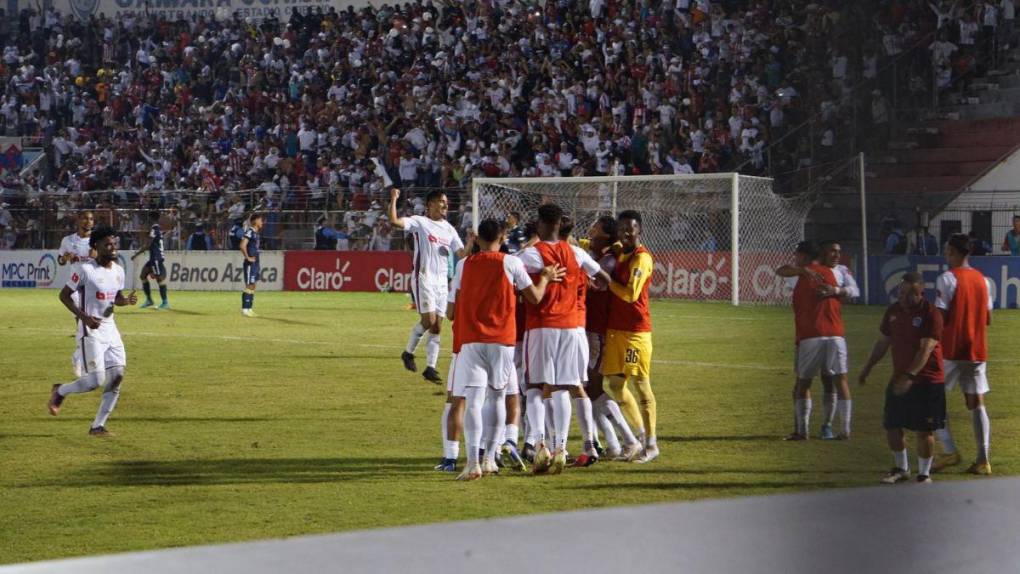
[[448, 218, 563, 480], [48, 226, 138, 436], [601, 210, 658, 463], [519, 204, 610, 474], [389, 188, 473, 384], [58, 210, 95, 376], [859, 272, 946, 484], [776, 240, 856, 441], [133, 214, 169, 309], [584, 216, 642, 462], [239, 213, 264, 317], [933, 233, 994, 475]]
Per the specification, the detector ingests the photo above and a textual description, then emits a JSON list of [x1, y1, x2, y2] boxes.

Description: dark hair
[[819, 239, 840, 250], [149, 211, 161, 223], [1013, 214, 1020, 221], [250, 212, 265, 223], [89, 225, 118, 248], [78, 210, 94, 219], [509, 211, 521, 222], [523, 220, 538, 240], [537, 203, 563, 225], [425, 190, 446, 205], [618, 209, 642, 225], [558, 215, 574, 239], [947, 232, 970, 255], [597, 215, 618, 239], [901, 271, 923, 284], [795, 240, 816, 257], [477, 218, 507, 243]]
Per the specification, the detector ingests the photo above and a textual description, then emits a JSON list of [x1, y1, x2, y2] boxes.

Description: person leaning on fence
[[1002, 215, 1020, 255], [186, 223, 213, 251]]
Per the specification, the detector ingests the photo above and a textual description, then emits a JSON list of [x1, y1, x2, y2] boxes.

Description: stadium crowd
[[0, 0, 1016, 249]]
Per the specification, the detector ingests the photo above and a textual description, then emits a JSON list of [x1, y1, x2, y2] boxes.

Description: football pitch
[[1, 291, 1018, 565]]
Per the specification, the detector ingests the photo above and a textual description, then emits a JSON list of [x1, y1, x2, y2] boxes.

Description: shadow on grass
[[657, 435, 780, 443], [53, 456, 439, 487], [571, 480, 843, 491], [289, 354, 393, 361], [256, 316, 323, 327], [158, 309, 206, 316], [116, 416, 274, 423]]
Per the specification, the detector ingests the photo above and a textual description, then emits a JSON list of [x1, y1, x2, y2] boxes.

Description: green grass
[[1, 291, 1018, 564]]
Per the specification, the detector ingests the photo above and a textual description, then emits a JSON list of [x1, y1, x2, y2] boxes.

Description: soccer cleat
[[916, 475, 932, 484], [606, 447, 622, 460], [88, 426, 114, 437], [481, 458, 500, 476], [835, 433, 851, 441], [422, 367, 442, 384], [521, 443, 536, 464], [819, 424, 836, 440], [932, 452, 962, 472], [635, 445, 660, 464], [548, 448, 567, 475], [456, 463, 482, 481], [880, 468, 911, 484], [47, 384, 64, 416], [140, 299, 154, 309], [434, 458, 457, 472], [241, 309, 257, 318], [783, 432, 807, 441], [501, 443, 528, 472], [966, 461, 992, 476], [593, 438, 605, 457], [532, 443, 552, 475], [570, 453, 598, 468], [617, 442, 643, 462], [157, 301, 170, 310], [401, 351, 417, 372]]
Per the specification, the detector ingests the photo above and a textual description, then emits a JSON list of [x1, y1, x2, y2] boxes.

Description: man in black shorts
[[859, 272, 946, 484]]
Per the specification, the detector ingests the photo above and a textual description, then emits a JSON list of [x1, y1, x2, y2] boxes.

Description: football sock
[[632, 377, 657, 439], [463, 387, 485, 465], [525, 388, 545, 445], [241, 290, 254, 309], [441, 403, 459, 460], [593, 395, 621, 452], [141, 280, 152, 301], [918, 456, 933, 476], [823, 393, 837, 427], [894, 449, 909, 472], [603, 397, 639, 445], [425, 332, 441, 369], [544, 398, 555, 445], [405, 323, 425, 354], [484, 389, 506, 464], [59, 371, 103, 396], [504, 423, 519, 445], [158, 284, 168, 303], [795, 398, 812, 436], [837, 399, 852, 435], [935, 420, 958, 454], [575, 396, 595, 450], [551, 390, 571, 451], [972, 406, 991, 463], [91, 369, 122, 428]]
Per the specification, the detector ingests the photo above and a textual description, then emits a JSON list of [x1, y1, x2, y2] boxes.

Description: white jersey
[[65, 260, 125, 337], [448, 258, 466, 305], [404, 215, 464, 286], [58, 232, 92, 263], [831, 264, 860, 299], [517, 242, 602, 277]]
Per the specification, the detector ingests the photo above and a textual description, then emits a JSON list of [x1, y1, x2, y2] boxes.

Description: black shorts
[[883, 382, 947, 432], [243, 260, 260, 285], [144, 259, 166, 278]]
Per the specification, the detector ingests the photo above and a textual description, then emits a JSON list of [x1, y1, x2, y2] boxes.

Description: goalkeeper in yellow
[[601, 210, 658, 463]]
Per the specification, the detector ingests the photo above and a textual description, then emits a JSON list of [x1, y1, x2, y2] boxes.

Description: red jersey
[[936, 267, 990, 361], [791, 264, 844, 342], [524, 241, 582, 330], [455, 251, 530, 346], [585, 251, 616, 335], [607, 247, 653, 333], [880, 299, 945, 384]]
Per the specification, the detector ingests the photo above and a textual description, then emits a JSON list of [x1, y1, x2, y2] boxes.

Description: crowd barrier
[[867, 255, 1020, 308]]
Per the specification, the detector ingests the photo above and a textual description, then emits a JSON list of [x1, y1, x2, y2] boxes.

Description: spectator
[[969, 230, 992, 256], [314, 215, 344, 250], [0, 202, 11, 248], [910, 227, 939, 256], [1002, 215, 1020, 254], [886, 225, 908, 255], [228, 218, 244, 251]]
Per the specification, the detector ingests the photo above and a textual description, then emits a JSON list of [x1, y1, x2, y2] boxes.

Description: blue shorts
[[243, 260, 260, 285], [145, 259, 166, 278]]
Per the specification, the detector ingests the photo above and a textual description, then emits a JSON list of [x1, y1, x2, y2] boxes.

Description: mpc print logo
[[1, 253, 57, 288], [69, 0, 100, 20]]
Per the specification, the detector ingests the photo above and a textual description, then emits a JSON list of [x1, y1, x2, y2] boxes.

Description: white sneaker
[[480, 458, 499, 476], [617, 442, 643, 462], [456, 463, 482, 481], [242, 309, 257, 318], [635, 445, 660, 464]]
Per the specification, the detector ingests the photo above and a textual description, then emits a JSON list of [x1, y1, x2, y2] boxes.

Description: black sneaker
[[422, 366, 441, 384], [401, 351, 417, 372], [522, 443, 536, 463], [916, 474, 932, 484], [88, 426, 114, 437]]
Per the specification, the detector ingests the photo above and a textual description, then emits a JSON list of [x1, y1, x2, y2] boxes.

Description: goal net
[[471, 173, 812, 305]]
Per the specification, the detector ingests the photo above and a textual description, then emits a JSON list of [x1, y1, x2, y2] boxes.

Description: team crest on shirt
[[912, 317, 922, 328]]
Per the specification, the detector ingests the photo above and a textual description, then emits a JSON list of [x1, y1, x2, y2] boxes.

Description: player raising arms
[[602, 210, 658, 463], [519, 204, 610, 474], [58, 210, 95, 376], [932, 233, 994, 475], [448, 219, 564, 480], [240, 213, 265, 317], [390, 188, 474, 384], [48, 226, 138, 436], [133, 213, 170, 310]]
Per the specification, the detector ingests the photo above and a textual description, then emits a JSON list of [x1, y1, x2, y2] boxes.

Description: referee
[[859, 272, 946, 485]]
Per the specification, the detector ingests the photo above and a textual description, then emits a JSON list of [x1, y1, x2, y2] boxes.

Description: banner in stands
[[1, 250, 134, 288], [0, 138, 23, 175], [868, 255, 1020, 308], [163, 250, 283, 291], [284, 251, 412, 292], [50, 0, 371, 21]]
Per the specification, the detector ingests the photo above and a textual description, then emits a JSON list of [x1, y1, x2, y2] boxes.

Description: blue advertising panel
[[868, 255, 1020, 308]]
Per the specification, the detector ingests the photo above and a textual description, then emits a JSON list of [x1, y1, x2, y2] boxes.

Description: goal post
[[471, 173, 812, 305]]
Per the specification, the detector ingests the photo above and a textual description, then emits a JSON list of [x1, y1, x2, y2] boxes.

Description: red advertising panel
[[285, 251, 413, 292]]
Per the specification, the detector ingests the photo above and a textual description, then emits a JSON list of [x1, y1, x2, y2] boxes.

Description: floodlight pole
[[731, 173, 740, 306]]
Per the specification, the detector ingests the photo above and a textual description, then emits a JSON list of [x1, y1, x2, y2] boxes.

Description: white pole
[[859, 152, 869, 304], [730, 173, 740, 306], [471, 179, 479, 232], [611, 161, 619, 215]]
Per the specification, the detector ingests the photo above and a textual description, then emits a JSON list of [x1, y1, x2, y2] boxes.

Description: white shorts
[[79, 325, 127, 374], [451, 343, 516, 397], [446, 352, 458, 393], [944, 360, 990, 395], [795, 337, 847, 379], [413, 279, 448, 315], [586, 331, 605, 373], [524, 328, 586, 387]]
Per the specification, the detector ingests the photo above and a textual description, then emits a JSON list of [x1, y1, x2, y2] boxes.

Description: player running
[[48, 226, 138, 436], [389, 188, 473, 384], [58, 210, 95, 376], [601, 210, 658, 463], [240, 213, 265, 317], [933, 233, 994, 475], [519, 204, 610, 474], [859, 272, 946, 484], [133, 214, 169, 309], [449, 219, 563, 480]]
